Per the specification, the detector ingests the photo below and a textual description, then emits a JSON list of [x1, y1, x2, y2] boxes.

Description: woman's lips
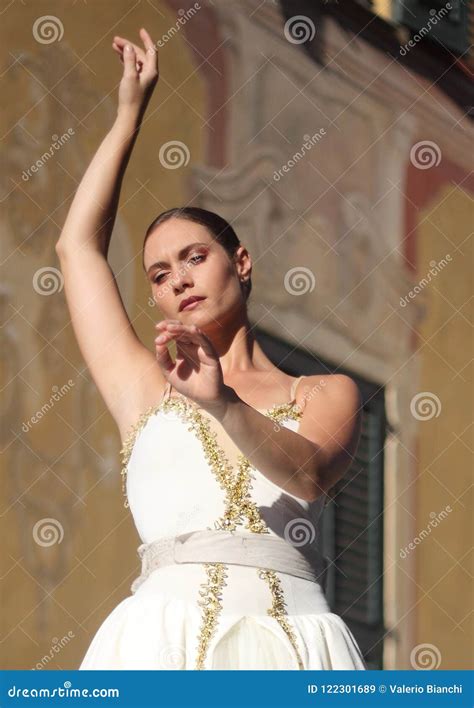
[[181, 297, 206, 311]]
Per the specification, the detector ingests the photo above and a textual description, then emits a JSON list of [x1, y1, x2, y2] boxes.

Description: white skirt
[[79, 563, 367, 670]]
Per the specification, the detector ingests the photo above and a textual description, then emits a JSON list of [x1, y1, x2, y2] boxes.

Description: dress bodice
[[80, 378, 368, 673], [119, 378, 328, 547]]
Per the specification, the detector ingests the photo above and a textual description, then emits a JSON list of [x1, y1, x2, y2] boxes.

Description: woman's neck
[[204, 318, 275, 377]]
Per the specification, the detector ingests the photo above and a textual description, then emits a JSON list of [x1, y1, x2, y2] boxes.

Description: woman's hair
[[143, 206, 252, 301]]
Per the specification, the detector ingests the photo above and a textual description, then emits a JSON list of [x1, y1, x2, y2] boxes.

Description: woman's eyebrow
[[146, 242, 209, 275]]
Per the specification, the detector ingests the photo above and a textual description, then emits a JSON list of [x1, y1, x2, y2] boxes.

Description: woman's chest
[[124, 406, 315, 543]]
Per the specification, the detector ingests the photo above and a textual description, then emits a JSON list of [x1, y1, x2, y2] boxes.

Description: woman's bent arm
[[55, 30, 164, 438], [55, 112, 141, 258]]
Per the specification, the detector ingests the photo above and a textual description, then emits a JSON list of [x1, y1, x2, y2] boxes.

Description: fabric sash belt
[[131, 529, 328, 594]]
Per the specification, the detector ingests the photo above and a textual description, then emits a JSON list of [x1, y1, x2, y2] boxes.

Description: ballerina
[[56, 27, 366, 670]]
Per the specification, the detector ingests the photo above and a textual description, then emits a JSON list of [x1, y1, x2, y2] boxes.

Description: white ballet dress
[[79, 376, 367, 671]]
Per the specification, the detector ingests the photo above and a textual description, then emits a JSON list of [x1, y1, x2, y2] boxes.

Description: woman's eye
[[153, 255, 205, 284], [189, 254, 205, 265]]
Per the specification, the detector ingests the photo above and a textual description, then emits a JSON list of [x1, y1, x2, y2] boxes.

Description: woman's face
[[143, 217, 251, 329]]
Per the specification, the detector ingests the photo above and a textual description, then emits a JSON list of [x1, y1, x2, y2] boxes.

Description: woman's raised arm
[[55, 28, 165, 440]]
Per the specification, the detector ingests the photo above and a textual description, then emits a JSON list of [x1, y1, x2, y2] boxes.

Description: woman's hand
[[154, 320, 237, 418], [112, 27, 159, 120]]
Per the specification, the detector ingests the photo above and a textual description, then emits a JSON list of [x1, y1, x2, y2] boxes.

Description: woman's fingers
[[163, 323, 217, 359], [113, 43, 142, 74], [139, 28, 159, 75], [155, 322, 209, 347], [122, 43, 139, 78], [155, 320, 178, 338], [112, 29, 158, 85], [113, 35, 146, 67], [154, 329, 198, 373], [140, 28, 157, 59], [112, 42, 123, 59], [113, 35, 142, 55], [154, 324, 217, 377], [155, 339, 175, 374], [155, 325, 200, 351]]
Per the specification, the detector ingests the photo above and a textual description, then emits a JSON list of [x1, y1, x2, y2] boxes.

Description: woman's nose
[[171, 265, 192, 290]]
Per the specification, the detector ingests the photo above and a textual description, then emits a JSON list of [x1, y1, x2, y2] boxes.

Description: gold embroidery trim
[[119, 402, 163, 509], [120, 393, 307, 670], [174, 397, 305, 671], [258, 568, 305, 670], [119, 396, 302, 510], [195, 562, 228, 671]]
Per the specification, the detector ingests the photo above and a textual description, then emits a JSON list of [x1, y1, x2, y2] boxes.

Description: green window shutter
[[321, 385, 386, 669], [393, 0, 471, 54]]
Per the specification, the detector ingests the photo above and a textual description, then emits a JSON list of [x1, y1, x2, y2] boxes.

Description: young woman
[[56, 28, 366, 671]]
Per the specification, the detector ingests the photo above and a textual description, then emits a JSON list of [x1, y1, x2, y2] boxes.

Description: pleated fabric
[[79, 563, 367, 670]]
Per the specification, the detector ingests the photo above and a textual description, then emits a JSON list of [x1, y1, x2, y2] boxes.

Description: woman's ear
[[234, 245, 252, 282]]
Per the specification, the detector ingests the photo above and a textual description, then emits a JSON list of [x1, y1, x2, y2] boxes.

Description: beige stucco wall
[[414, 184, 473, 670], [1, 0, 204, 669]]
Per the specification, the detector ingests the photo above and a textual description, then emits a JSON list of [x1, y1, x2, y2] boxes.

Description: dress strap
[[160, 380, 172, 403], [289, 375, 304, 401]]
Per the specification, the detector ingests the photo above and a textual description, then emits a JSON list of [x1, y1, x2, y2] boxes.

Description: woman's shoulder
[[295, 373, 360, 411], [298, 372, 358, 390]]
